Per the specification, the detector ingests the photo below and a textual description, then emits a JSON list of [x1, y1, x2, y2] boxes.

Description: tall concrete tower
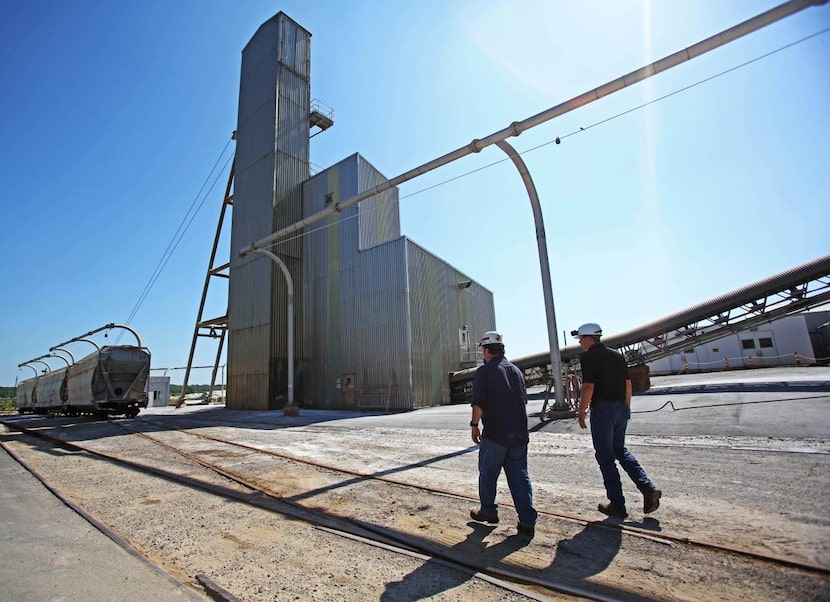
[[227, 14, 311, 409]]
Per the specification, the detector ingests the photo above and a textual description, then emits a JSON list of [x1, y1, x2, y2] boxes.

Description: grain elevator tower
[[227, 14, 311, 409]]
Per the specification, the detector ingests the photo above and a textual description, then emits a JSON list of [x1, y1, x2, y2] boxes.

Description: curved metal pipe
[[240, 0, 826, 255], [50, 347, 76, 364], [52, 323, 141, 349], [20, 359, 51, 373], [105, 323, 142, 347], [46, 353, 70, 368], [246, 248, 295, 412], [495, 139, 566, 411], [19, 364, 38, 377], [77, 338, 101, 350]]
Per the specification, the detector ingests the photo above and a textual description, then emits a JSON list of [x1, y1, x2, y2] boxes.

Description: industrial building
[[226, 14, 494, 411], [646, 310, 830, 375], [146, 376, 170, 408]]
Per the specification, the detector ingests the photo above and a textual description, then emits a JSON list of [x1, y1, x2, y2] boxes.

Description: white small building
[[647, 311, 830, 375], [146, 376, 171, 407]]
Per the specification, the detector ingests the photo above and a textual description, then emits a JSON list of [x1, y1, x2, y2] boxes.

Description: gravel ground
[[2, 404, 828, 601]]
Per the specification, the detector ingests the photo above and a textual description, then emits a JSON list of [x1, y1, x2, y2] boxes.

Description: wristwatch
[[469, 422, 479, 428]]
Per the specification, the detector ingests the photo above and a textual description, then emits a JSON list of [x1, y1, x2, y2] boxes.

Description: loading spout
[[53, 323, 142, 349]]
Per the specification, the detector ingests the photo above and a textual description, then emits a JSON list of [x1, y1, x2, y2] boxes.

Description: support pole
[[495, 140, 567, 413]]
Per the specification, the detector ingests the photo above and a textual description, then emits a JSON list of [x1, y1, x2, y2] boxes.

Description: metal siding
[[301, 171, 330, 281], [278, 14, 311, 77], [228, 14, 310, 410], [36, 369, 66, 409], [337, 155, 360, 270], [94, 347, 151, 402], [298, 153, 495, 409], [66, 352, 98, 404], [406, 240, 495, 406], [342, 238, 412, 411], [274, 66, 310, 259], [301, 166, 340, 407], [300, 155, 412, 409], [357, 155, 400, 250], [15, 378, 37, 408]]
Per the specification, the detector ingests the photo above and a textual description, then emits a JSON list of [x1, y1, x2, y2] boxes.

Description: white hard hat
[[572, 323, 602, 338], [479, 331, 503, 346]]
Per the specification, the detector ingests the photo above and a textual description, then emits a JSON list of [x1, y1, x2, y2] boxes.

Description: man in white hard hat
[[469, 331, 538, 537], [574, 323, 661, 519]]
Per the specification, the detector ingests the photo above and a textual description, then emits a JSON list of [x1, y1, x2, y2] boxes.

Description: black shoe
[[517, 523, 535, 537], [598, 501, 628, 519], [470, 508, 499, 524], [644, 489, 662, 514]]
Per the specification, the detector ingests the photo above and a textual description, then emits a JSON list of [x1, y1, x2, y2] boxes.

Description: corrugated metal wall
[[301, 154, 408, 409], [301, 154, 494, 409], [228, 13, 310, 410], [406, 240, 495, 407]]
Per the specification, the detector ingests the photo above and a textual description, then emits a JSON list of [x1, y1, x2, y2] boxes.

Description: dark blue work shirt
[[472, 354, 529, 448]]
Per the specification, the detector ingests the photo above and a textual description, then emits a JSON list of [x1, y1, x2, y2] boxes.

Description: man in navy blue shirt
[[469, 331, 538, 536], [575, 322, 661, 519]]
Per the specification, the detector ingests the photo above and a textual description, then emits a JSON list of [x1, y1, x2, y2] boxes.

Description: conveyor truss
[[449, 254, 830, 402]]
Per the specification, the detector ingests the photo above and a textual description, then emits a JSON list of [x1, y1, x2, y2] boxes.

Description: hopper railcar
[[16, 325, 151, 418]]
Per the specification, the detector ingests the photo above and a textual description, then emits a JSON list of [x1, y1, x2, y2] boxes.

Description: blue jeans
[[589, 402, 655, 511], [478, 437, 538, 526]]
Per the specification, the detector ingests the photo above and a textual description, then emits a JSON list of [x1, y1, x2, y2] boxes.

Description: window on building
[[741, 339, 756, 350], [325, 192, 334, 205], [683, 349, 694, 354], [758, 337, 774, 348], [712, 348, 719, 353], [459, 328, 469, 347]]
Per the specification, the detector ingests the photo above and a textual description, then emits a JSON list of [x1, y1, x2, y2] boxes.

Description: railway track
[[2, 414, 829, 601]]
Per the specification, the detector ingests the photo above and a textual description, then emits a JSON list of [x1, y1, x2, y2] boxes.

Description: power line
[[268, 26, 829, 251], [118, 137, 234, 340]]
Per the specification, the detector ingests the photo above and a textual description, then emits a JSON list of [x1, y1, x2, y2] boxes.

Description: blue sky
[[2, 0, 828, 387]]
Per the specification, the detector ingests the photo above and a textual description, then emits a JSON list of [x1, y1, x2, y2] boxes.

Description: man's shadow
[[548, 517, 667, 600], [549, 519, 623, 582], [380, 522, 532, 600]]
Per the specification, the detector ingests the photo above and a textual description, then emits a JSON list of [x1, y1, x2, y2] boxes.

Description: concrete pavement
[[0, 443, 207, 601]]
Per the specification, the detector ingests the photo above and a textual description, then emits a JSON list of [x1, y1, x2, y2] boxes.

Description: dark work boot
[[469, 508, 499, 524], [598, 501, 628, 519]]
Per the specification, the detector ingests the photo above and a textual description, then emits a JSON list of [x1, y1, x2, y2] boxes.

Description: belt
[[592, 399, 624, 406]]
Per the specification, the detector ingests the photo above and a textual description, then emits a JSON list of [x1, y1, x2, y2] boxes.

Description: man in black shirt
[[469, 331, 538, 536], [575, 323, 661, 519]]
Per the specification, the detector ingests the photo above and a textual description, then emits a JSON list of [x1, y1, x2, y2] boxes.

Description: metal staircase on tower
[[177, 152, 235, 406]]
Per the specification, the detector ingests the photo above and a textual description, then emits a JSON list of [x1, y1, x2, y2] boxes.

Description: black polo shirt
[[581, 343, 629, 403]]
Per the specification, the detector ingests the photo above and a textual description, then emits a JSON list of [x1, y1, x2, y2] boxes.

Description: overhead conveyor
[[449, 254, 830, 401]]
